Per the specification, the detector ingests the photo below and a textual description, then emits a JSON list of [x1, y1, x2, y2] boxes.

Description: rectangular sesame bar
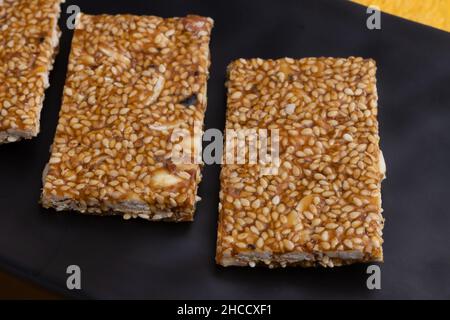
[[41, 13, 213, 221], [0, 0, 64, 144], [216, 57, 386, 267]]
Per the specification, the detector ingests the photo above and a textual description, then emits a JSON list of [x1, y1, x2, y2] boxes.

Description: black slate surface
[[0, 0, 449, 299]]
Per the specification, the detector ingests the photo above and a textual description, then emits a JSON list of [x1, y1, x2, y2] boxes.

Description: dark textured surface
[[0, 0, 449, 299]]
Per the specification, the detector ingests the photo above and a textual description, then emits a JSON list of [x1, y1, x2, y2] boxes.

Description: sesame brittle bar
[[216, 57, 386, 267], [0, 0, 64, 144], [41, 13, 213, 221]]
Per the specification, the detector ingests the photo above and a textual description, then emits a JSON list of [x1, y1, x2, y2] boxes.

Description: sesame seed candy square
[[216, 57, 386, 267], [0, 0, 64, 144], [41, 13, 213, 221]]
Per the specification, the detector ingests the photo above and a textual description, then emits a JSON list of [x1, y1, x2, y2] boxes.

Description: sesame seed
[[343, 133, 353, 142], [344, 88, 354, 96], [285, 103, 296, 115], [352, 197, 363, 207], [230, 91, 242, 99], [343, 239, 353, 249], [158, 64, 166, 73], [283, 239, 295, 251], [301, 128, 313, 136], [349, 211, 361, 219], [272, 195, 280, 205]]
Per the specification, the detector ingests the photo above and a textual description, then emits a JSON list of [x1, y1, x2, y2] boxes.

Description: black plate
[[1, 0, 450, 299]]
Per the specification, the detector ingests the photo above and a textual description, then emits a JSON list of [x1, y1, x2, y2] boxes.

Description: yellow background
[[352, 0, 450, 33]]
